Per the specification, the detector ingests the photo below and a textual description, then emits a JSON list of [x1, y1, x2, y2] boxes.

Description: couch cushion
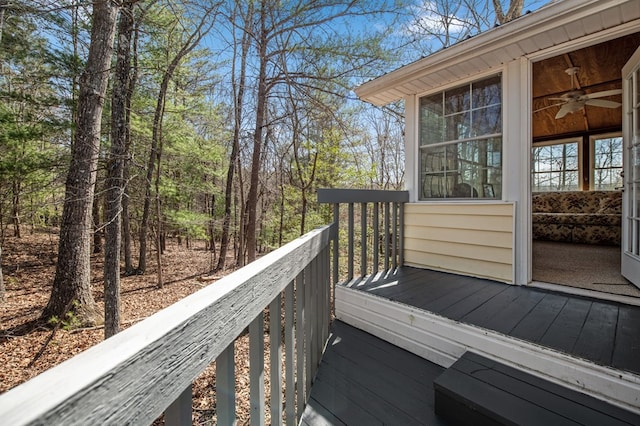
[[598, 192, 622, 214], [532, 191, 622, 214], [532, 213, 621, 227]]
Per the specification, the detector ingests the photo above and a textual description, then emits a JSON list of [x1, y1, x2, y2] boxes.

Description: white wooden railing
[[317, 188, 409, 283], [0, 224, 334, 425]]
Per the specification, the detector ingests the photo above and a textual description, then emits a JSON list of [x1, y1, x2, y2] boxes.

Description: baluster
[[392, 202, 398, 269], [361, 202, 367, 277], [285, 282, 296, 426], [165, 384, 192, 426], [384, 202, 390, 271], [348, 203, 354, 281], [332, 204, 339, 285], [373, 202, 379, 275], [295, 272, 306, 420], [270, 294, 282, 425], [399, 201, 405, 267], [250, 313, 265, 426], [216, 343, 235, 425]]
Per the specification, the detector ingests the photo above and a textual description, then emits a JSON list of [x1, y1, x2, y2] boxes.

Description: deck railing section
[[0, 225, 334, 426], [317, 188, 409, 284]]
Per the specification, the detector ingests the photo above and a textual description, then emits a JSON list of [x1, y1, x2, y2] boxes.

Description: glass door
[[621, 46, 640, 288]]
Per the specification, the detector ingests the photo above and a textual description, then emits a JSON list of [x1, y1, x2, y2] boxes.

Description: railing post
[[360, 202, 367, 277], [165, 385, 192, 426], [332, 204, 339, 285], [216, 343, 235, 425]]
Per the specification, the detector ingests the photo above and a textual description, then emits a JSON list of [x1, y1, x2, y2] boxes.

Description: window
[[419, 75, 502, 200], [531, 139, 580, 192], [592, 135, 623, 190], [530, 133, 622, 192]]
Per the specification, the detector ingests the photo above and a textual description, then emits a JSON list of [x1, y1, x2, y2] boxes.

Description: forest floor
[[0, 230, 270, 425]]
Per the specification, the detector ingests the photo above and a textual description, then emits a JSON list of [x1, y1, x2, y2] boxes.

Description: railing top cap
[[317, 188, 409, 204]]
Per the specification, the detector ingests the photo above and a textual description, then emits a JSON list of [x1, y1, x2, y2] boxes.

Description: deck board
[[509, 292, 568, 342], [345, 266, 640, 376], [301, 320, 447, 426], [612, 306, 640, 372], [539, 298, 593, 353], [572, 302, 618, 364]]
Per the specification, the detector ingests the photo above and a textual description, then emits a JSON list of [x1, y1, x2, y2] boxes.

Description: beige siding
[[404, 202, 515, 283]]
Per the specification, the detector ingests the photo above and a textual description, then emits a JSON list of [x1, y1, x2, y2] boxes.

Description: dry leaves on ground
[[0, 231, 284, 425]]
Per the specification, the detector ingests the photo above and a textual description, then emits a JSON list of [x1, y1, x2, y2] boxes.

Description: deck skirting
[[335, 285, 640, 414]]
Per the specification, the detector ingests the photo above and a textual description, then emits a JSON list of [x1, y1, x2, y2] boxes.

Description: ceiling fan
[[538, 67, 622, 119]]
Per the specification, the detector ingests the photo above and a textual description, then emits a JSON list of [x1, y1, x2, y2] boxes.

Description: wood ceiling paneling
[[532, 32, 640, 140]]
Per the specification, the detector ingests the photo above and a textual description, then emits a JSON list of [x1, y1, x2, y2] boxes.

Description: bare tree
[[104, 0, 136, 338], [216, 1, 252, 272], [492, 0, 524, 24], [136, 1, 219, 280], [41, 0, 120, 326]]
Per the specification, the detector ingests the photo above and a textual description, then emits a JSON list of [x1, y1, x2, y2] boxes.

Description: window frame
[[531, 137, 583, 192], [417, 73, 503, 201]]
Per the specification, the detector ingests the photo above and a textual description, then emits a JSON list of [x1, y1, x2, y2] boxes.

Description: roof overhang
[[355, 0, 640, 106]]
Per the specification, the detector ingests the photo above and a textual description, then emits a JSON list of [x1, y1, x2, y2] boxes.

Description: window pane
[[531, 141, 579, 192], [419, 75, 502, 200], [445, 111, 471, 140], [472, 75, 501, 108], [445, 84, 470, 115], [472, 105, 502, 136], [420, 138, 502, 199], [593, 137, 623, 190], [419, 94, 444, 146]]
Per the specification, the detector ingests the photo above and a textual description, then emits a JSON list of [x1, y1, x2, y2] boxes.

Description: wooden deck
[[346, 267, 640, 375], [300, 320, 447, 425], [302, 267, 640, 425]]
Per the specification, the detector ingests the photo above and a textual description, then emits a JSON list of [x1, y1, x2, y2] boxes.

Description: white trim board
[[335, 285, 640, 414]]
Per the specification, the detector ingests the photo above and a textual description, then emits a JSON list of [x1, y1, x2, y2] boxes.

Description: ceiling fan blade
[[585, 99, 621, 108], [583, 89, 622, 99], [555, 101, 584, 119], [533, 103, 564, 113]]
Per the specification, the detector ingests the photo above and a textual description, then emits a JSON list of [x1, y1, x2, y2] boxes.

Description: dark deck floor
[[347, 267, 640, 375], [300, 320, 448, 426]]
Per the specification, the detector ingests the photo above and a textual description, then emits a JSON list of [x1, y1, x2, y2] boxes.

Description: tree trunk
[[246, 0, 268, 263], [0, 243, 5, 303], [122, 10, 140, 276], [216, 2, 251, 272], [104, 0, 135, 338], [12, 181, 20, 238], [92, 194, 102, 253], [42, 0, 119, 326]]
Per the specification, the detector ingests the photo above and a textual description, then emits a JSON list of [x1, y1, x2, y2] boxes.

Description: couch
[[532, 190, 622, 245]]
